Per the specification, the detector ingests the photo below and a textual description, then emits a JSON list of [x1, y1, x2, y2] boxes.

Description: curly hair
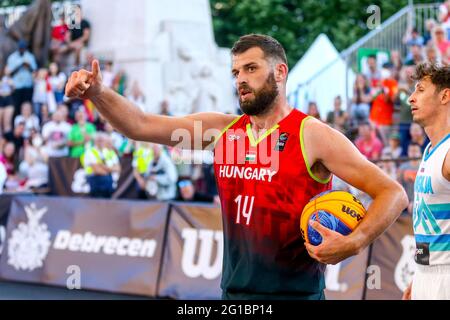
[[412, 63, 450, 93]]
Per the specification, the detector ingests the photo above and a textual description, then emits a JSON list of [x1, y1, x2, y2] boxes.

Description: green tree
[[211, 0, 436, 68]]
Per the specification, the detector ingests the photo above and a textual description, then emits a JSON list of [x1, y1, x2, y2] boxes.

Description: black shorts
[[221, 290, 326, 300], [0, 96, 13, 108]]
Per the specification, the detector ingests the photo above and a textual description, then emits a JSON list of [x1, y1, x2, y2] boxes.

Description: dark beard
[[239, 73, 279, 116]]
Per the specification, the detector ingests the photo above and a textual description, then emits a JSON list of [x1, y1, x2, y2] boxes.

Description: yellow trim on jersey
[[214, 115, 243, 148], [246, 123, 280, 147], [300, 116, 332, 184]]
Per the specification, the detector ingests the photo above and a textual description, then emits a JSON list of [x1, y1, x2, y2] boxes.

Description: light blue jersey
[[413, 134, 450, 266]]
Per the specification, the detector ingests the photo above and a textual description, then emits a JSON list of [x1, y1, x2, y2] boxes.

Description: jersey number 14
[[234, 195, 255, 226]]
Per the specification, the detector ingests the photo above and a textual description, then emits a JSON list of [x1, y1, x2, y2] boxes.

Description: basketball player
[[402, 63, 450, 300], [66, 34, 408, 300]]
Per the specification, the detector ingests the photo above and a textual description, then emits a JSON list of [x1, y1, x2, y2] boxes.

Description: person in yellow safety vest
[[132, 141, 154, 199], [82, 132, 120, 198]]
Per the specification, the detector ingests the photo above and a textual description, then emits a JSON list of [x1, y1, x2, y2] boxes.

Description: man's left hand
[[305, 220, 361, 265]]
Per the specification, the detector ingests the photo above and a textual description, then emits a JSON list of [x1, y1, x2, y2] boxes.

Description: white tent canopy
[[287, 34, 355, 118]]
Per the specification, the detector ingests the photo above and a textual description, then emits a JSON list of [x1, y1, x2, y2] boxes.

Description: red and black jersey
[[214, 109, 332, 298]]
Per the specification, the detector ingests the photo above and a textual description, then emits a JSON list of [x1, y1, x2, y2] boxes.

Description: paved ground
[[0, 280, 151, 300]]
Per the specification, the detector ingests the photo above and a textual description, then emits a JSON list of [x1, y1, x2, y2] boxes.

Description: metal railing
[[289, 3, 441, 109]]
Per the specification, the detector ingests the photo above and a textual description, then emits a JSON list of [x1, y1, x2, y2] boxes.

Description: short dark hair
[[413, 63, 450, 92], [231, 34, 288, 66]]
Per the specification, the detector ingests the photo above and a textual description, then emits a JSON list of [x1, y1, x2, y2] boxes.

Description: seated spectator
[[423, 19, 437, 45], [424, 44, 441, 65], [102, 60, 115, 88], [127, 81, 146, 112], [48, 62, 67, 104], [14, 102, 40, 139], [0, 160, 6, 194], [326, 95, 349, 134], [82, 133, 120, 198], [0, 141, 16, 177], [389, 50, 403, 80], [104, 122, 126, 155], [41, 109, 72, 158], [363, 54, 381, 87], [377, 152, 397, 180], [397, 143, 423, 215], [146, 144, 178, 201], [354, 122, 384, 161], [409, 122, 429, 154], [404, 44, 424, 66], [351, 74, 372, 125], [177, 179, 220, 205], [431, 25, 450, 57], [307, 101, 321, 121], [382, 132, 403, 159], [159, 100, 172, 116], [67, 108, 96, 158], [6, 39, 37, 118], [3, 120, 25, 153], [0, 66, 14, 135], [40, 104, 51, 126], [18, 143, 48, 191], [403, 27, 425, 48]]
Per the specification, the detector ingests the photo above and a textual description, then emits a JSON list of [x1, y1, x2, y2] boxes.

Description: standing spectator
[[369, 64, 398, 145], [32, 68, 49, 117], [439, 0, 450, 38], [68, 5, 91, 67], [41, 109, 72, 158], [409, 122, 429, 154], [14, 102, 40, 139], [67, 108, 96, 158], [159, 100, 172, 116], [146, 144, 178, 201], [354, 122, 384, 161], [0, 66, 14, 135], [307, 101, 321, 121], [326, 96, 348, 134], [397, 66, 415, 156], [132, 141, 154, 199], [48, 62, 67, 104], [351, 74, 372, 125], [83, 133, 120, 198], [397, 143, 423, 215], [423, 19, 437, 45], [382, 132, 403, 159], [50, 12, 70, 65], [6, 40, 37, 119], [363, 54, 381, 87], [40, 104, 51, 126]]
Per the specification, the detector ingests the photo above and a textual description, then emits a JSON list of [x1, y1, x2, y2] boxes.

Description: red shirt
[[214, 109, 332, 295], [52, 24, 69, 42], [355, 135, 383, 160]]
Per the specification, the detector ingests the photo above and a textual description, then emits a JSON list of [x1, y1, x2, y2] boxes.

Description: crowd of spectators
[[1, 3, 448, 210]]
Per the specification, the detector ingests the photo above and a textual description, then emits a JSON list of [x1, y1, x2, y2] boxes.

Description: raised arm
[[65, 60, 237, 149], [303, 118, 408, 264]]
